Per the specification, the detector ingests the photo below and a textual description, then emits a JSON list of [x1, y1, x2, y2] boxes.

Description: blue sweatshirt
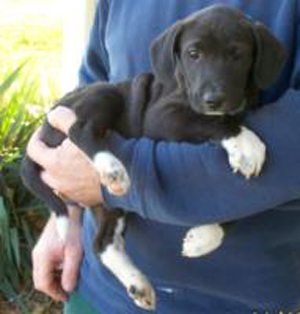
[[77, 0, 300, 313]]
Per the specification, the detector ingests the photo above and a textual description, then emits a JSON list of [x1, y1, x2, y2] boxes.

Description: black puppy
[[21, 5, 286, 310]]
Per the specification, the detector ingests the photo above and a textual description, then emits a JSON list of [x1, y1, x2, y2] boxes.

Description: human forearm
[[32, 204, 83, 301]]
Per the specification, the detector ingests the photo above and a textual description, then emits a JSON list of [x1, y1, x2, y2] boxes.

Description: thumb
[[61, 245, 82, 293], [47, 106, 77, 135]]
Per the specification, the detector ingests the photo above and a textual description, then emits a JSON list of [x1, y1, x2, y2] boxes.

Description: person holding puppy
[[28, 0, 300, 313]]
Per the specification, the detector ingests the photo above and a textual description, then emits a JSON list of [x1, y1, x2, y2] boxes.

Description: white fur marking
[[56, 216, 70, 241], [221, 126, 266, 179], [182, 224, 224, 257], [100, 217, 156, 310], [93, 151, 130, 195]]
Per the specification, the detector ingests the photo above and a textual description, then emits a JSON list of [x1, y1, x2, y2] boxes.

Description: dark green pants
[[64, 291, 100, 314]]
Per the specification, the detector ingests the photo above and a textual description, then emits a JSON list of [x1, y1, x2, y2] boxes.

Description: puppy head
[[151, 5, 286, 116]]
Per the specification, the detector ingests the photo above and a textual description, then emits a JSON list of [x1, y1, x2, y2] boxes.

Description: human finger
[[26, 126, 56, 168], [61, 244, 83, 293], [32, 252, 68, 302], [40, 137, 102, 205], [47, 106, 77, 135], [40, 170, 60, 191]]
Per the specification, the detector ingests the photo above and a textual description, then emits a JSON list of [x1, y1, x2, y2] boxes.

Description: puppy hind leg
[[93, 205, 126, 252], [95, 207, 156, 310], [182, 223, 225, 258]]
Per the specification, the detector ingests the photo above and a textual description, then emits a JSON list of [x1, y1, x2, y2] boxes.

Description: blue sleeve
[[78, 0, 110, 84]]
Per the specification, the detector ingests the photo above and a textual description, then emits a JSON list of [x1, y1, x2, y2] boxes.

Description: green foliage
[[0, 64, 51, 312], [0, 64, 42, 165], [0, 1, 63, 311]]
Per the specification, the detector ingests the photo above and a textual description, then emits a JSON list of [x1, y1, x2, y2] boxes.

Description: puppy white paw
[[182, 224, 224, 258], [93, 151, 130, 195], [222, 126, 266, 179], [127, 273, 156, 310]]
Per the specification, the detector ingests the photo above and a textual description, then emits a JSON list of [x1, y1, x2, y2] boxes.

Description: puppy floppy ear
[[150, 22, 183, 83], [252, 22, 287, 89]]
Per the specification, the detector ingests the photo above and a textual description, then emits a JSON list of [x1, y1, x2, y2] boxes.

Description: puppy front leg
[[93, 151, 130, 196], [69, 122, 130, 196], [221, 126, 266, 179]]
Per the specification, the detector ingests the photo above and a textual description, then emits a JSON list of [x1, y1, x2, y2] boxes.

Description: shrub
[[0, 64, 56, 312]]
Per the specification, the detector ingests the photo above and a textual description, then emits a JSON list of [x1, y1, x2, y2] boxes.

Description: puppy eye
[[188, 48, 202, 60]]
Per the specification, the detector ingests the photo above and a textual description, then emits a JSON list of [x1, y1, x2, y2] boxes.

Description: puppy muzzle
[[190, 97, 247, 116]]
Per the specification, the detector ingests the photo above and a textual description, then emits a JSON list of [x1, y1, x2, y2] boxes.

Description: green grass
[[0, 64, 45, 163]]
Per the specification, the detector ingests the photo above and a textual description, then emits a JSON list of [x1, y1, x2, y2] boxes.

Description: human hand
[[32, 209, 83, 301], [27, 106, 102, 206]]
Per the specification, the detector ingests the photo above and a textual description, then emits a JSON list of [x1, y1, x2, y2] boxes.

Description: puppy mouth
[[201, 99, 247, 116], [203, 110, 225, 116]]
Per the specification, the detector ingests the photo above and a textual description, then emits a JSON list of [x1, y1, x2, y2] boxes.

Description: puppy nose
[[203, 92, 225, 110]]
